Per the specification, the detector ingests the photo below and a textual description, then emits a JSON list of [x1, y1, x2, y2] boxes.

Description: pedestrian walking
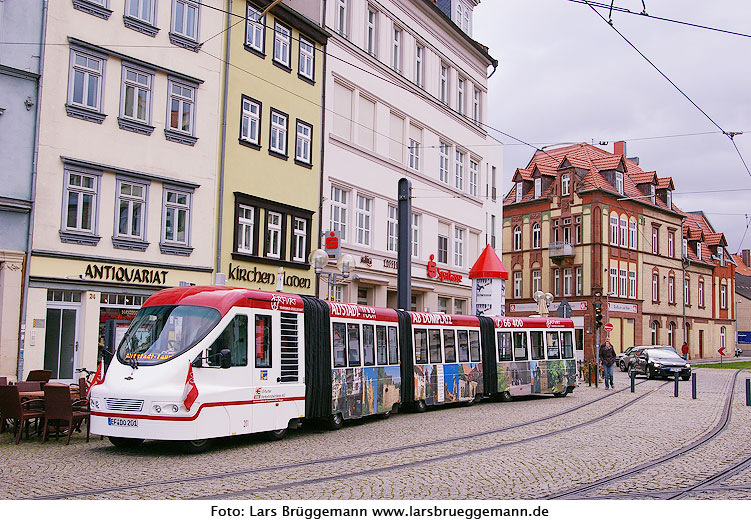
[[599, 338, 617, 390], [681, 342, 689, 361]]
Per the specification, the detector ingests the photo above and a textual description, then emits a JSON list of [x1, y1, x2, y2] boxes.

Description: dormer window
[[515, 182, 522, 202], [561, 173, 570, 196], [719, 247, 724, 265], [650, 184, 656, 204], [683, 238, 688, 258], [615, 172, 624, 195], [696, 242, 701, 260], [534, 177, 541, 199], [666, 190, 672, 209]]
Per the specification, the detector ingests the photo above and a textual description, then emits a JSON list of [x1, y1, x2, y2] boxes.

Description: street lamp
[[310, 249, 356, 301]]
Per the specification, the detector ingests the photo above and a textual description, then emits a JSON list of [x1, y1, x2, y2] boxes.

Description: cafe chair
[[41, 384, 90, 445], [0, 385, 45, 444], [26, 370, 52, 383]]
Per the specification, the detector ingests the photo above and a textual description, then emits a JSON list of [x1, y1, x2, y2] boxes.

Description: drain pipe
[[315, 0, 328, 299], [215, 0, 233, 284], [17, 0, 48, 382]]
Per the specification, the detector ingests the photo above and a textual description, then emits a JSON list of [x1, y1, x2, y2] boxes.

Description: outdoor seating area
[[0, 371, 90, 445]]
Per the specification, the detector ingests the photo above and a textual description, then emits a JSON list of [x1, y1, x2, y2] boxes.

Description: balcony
[[549, 242, 574, 264]]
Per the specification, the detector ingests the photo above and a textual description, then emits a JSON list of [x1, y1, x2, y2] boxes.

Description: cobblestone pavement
[[1, 368, 750, 500]]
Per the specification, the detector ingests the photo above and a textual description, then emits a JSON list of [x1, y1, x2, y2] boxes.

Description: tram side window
[[498, 331, 513, 361], [206, 315, 248, 367], [414, 329, 428, 364], [443, 329, 456, 362], [513, 331, 528, 361], [332, 322, 347, 367], [457, 330, 469, 362], [561, 331, 574, 359], [347, 324, 361, 367], [376, 326, 388, 365], [469, 330, 481, 362], [546, 331, 560, 359], [255, 314, 272, 368], [428, 329, 442, 363], [362, 325, 375, 366], [388, 326, 399, 364], [530, 331, 545, 361]]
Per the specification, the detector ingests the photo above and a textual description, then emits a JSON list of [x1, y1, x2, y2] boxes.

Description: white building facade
[[299, 0, 501, 312]]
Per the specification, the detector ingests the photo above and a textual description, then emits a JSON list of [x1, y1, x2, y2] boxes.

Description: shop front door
[[44, 307, 79, 381]]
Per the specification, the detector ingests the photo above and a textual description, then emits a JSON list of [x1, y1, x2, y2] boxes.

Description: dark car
[[616, 346, 644, 372], [629, 346, 691, 380]]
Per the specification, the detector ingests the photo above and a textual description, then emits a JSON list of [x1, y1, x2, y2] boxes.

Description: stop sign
[[604, 322, 614, 332]]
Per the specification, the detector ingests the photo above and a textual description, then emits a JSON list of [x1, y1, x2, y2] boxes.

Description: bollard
[[595, 364, 599, 388], [692, 372, 697, 400], [587, 363, 592, 387], [746, 378, 751, 407], [630, 370, 635, 393], [674, 372, 679, 397]]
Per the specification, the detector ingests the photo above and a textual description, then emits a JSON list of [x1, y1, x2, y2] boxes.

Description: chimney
[[614, 141, 626, 157], [743, 249, 751, 267]]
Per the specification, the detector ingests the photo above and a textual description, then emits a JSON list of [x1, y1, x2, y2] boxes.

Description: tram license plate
[[108, 417, 138, 427], [669, 368, 681, 372]]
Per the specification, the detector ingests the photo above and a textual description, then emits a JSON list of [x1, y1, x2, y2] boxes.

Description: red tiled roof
[[656, 177, 675, 190], [630, 171, 658, 185], [733, 254, 751, 276]]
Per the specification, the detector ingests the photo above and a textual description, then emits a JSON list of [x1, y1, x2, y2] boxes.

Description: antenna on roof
[[599, 141, 609, 146]]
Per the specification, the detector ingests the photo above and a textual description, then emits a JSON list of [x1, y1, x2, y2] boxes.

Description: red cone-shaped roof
[[468, 244, 508, 279]]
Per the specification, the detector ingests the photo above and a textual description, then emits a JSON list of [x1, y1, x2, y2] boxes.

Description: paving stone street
[[2, 368, 751, 500]]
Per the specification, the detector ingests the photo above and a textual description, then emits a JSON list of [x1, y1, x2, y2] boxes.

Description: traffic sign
[[718, 346, 726, 356], [603, 322, 614, 332]]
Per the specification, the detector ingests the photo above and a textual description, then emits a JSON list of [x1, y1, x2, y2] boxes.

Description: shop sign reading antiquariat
[[83, 263, 169, 284]]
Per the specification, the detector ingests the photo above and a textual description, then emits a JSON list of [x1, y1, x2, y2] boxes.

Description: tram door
[[250, 311, 284, 433]]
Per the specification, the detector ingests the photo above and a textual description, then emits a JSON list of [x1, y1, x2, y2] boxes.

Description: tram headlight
[[171, 404, 179, 413], [90, 399, 100, 410], [153, 404, 162, 414]]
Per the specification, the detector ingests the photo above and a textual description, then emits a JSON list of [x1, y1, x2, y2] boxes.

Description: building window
[[412, 214, 420, 258], [650, 184, 656, 204], [295, 121, 312, 165], [273, 22, 291, 68], [162, 189, 190, 246], [683, 238, 688, 257], [119, 66, 153, 129], [292, 218, 307, 262], [652, 226, 659, 254], [668, 322, 676, 348], [392, 26, 401, 72], [171, 0, 200, 42], [387, 205, 398, 252], [454, 299, 465, 315], [64, 170, 98, 235], [698, 280, 704, 307], [491, 166, 497, 201], [561, 174, 570, 196], [409, 139, 421, 170], [532, 269, 541, 293], [298, 36, 315, 80], [563, 226, 571, 245], [668, 231, 675, 258], [438, 234, 448, 264], [415, 44, 424, 87], [629, 270, 636, 298], [629, 218, 637, 249], [667, 190, 673, 209], [469, 160, 478, 196], [116, 181, 146, 240], [515, 182, 522, 202], [167, 80, 196, 138], [240, 96, 261, 146], [366, 7, 377, 56], [615, 172, 624, 195], [721, 326, 727, 348], [457, 77, 465, 115], [246, 4, 265, 53], [440, 63, 448, 104], [472, 87, 480, 123], [610, 214, 618, 245], [652, 273, 659, 302], [697, 243, 702, 260], [68, 49, 104, 114], [237, 205, 255, 254], [336, 0, 347, 36], [356, 195, 372, 246], [266, 211, 282, 258], [269, 109, 288, 156], [455, 150, 465, 191], [575, 223, 581, 245], [576, 267, 583, 296], [330, 186, 348, 240], [490, 215, 496, 249], [126, 0, 157, 25], [513, 272, 522, 298], [619, 269, 627, 297], [437, 296, 449, 313], [668, 275, 675, 304], [721, 283, 727, 309], [439, 141, 450, 183], [651, 321, 659, 345], [619, 216, 627, 248], [532, 223, 540, 249], [563, 268, 572, 296], [534, 177, 541, 199], [513, 225, 522, 251], [454, 227, 464, 267], [610, 267, 617, 295], [553, 269, 560, 297]]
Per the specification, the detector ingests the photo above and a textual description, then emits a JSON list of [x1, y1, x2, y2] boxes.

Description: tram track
[[33, 380, 657, 500], [547, 369, 747, 500]]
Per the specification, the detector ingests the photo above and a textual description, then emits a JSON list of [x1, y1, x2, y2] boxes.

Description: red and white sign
[[426, 254, 463, 283], [718, 346, 726, 357], [182, 363, 199, 410], [603, 323, 614, 332]]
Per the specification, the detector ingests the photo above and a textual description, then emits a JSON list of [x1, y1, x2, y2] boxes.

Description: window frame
[[125, 0, 157, 26], [336, 0, 348, 37], [412, 213, 420, 258], [161, 186, 192, 248], [114, 178, 148, 242], [254, 314, 272, 368], [245, 3, 266, 55], [292, 217, 307, 263], [455, 150, 465, 191], [67, 48, 105, 115], [265, 210, 283, 259], [240, 95, 262, 147], [298, 35, 315, 81], [294, 119, 313, 166], [166, 78, 197, 140], [532, 269, 541, 294], [468, 159, 478, 196], [457, 76, 465, 115], [330, 186, 348, 241], [415, 43, 424, 87], [453, 226, 464, 267], [513, 271, 522, 298], [610, 214, 618, 245], [268, 108, 289, 158], [119, 64, 153, 127], [272, 21, 292, 70], [170, 0, 201, 43], [561, 173, 570, 196], [387, 204, 398, 252], [355, 194, 373, 246], [439, 63, 448, 104], [629, 218, 637, 249], [237, 204, 256, 255], [437, 234, 448, 264], [439, 141, 450, 183], [62, 168, 100, 237], [408, 138, 421, 171], [391, 25, 402, 72], [615, 171, 624, 194], [365, 6, 377, 56], [513, 225, 521, 251]]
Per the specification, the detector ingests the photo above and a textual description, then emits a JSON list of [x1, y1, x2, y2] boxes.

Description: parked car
[[616, 346, 644, 372], [629, 346, 691, 380]]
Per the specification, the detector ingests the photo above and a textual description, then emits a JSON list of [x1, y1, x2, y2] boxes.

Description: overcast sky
[[474, 0, 751, 253]]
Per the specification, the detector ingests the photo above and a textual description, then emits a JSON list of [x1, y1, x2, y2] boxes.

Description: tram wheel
[[266, 428, 287, 441], [327, 413, 343, 430], [553, 388, 568, 398], [498, 391, 512, 403], [180, 438, 212, 454], [463, 397, 476, 407], [414, 399, 427, 413], [377, 410, 391, 419], [108, 437, 144, 450]]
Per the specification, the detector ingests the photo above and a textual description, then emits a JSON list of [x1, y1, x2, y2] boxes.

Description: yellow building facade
[[217, 1, 328, 294]]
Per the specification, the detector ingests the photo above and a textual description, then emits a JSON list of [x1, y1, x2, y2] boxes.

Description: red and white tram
[[90, 286, 576, 452]]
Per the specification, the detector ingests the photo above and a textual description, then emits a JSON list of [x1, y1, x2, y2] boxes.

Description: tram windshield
[[117, 305, 221, 366]]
